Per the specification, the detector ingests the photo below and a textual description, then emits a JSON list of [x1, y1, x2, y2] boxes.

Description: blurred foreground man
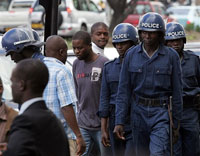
[[165, 22, 200, 156], [0, 59, 70, 156], [114, 13, 182, 156]]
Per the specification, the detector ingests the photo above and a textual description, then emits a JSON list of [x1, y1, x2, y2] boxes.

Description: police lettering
[[141, 23, 160, 29], [167, 31, 184, 37], [113, 34, 128, 40]]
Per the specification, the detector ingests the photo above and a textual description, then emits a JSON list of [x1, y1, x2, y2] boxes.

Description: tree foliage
[[107, 0, 138, 35]]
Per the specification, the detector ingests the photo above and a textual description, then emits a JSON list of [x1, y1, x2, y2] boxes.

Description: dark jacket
[[3, 100, 70, 156]]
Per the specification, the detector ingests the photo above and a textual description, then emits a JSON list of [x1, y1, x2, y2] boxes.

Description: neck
[[21, 93, 42, 104], [84, 51, 98, 63], [144, 43, 159, 56]]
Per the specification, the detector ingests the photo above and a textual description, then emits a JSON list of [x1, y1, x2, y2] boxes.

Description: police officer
[[1, 28, 44, 63], [98, 23, 138, 156], [165, 22, 200, 156], [114, 12, 182, 156]]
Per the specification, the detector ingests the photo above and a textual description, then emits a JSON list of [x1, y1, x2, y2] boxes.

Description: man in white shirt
[[91, 22, 109, 55]]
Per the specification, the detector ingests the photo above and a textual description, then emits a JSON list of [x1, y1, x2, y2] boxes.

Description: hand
[[172, 127, 179, 144], [76, 136, 86, 156], [0, 143, 7, 156], [113, 125, 125, 140], [101, 130, 111, 147]]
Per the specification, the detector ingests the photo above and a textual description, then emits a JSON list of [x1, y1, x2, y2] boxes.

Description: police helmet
[[165, 22, 186, 43], [112, 23, 138, 44], [138, 12, 165, 33], [1, 28, 44, 56]]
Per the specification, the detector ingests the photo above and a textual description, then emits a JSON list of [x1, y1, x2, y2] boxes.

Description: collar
[[182, 50, 189, 60], [43, 57, 64, 65], [137, 43, 165, 55], [19, 97, 43, 115], [115, 57, 121, 64], [0, 103, 7, 121], [92, 42, 104, 54]]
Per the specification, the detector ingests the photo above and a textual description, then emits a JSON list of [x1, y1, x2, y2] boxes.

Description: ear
[[18, 80, 26, 91], [59, 49, 64, 56]]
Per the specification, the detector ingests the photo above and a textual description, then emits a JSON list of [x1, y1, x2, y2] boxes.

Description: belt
[[138, 97, 168, 107]]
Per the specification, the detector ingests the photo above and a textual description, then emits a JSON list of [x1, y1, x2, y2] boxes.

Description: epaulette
[[185, 50, 200, 58], [104, 58, 116, 66]]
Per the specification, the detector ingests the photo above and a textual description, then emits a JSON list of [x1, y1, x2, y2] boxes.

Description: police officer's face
[[166, 39, 184, 54], [91, 26, 109, 49], [140, 31, 159, 46], [72, 39, 91, 60], [9, 51, 25, 63], [115, 41, 133, 58]]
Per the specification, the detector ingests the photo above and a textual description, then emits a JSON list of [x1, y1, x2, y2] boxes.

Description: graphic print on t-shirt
[[91, 67, 102, 81], [76, 67, 102, 82]]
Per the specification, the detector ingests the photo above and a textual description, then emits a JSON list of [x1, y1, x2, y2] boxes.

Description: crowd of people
[[0, 12, 199, 156]]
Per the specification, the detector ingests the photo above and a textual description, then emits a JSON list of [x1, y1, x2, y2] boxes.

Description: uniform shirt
[[99, 58, 121, 118], [31, 52, 45, 62], [73, 55, 109, 130], [115, 43, 182, 128], [43, 57, 77, 139], [181, 50, 200, 97]]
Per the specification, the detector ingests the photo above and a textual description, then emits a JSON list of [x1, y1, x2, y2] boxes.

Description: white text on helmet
[[113, 34, 128, 40], [167, 31, 184, 37], [141, 23, 159, 29]]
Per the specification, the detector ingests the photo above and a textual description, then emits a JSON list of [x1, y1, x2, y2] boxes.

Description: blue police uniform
[[173, 50, 200, 156], [99, 57, 134, 156], [115, 43, 182, 156], [32, 52, 45, 62]]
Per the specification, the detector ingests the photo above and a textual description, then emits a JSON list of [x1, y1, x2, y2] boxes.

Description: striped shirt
[[43, 57, 77, 139]]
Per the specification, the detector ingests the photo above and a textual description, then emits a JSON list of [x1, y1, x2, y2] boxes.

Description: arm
[[99, 65, 111, 146], [114, 51, 132, 139], [101, 117, 110, 147], [2, 116, 36, 156], [61, 105, 85, 156], [171, 51, 183, 129], [57, 67, 85, 156]]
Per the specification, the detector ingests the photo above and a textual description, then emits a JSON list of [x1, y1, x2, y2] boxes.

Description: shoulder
[[5, 104, 18, 120], [163, 45, 179, 57], [104, 58, 116, 66], [99, 55, 109, 62], [184, 50, 200, 58]]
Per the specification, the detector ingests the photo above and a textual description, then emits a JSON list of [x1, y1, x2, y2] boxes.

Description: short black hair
[[91, 22, 108, 34], [72, 31, 91, 45], [15, 59, 49, 94]]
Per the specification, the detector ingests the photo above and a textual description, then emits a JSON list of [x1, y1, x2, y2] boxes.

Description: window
[[11, 1, 34, 10], [136, 4, 151, 15], [0, 0, 10, 11], [88, 1, 99, 12], [79, 0, 89, 11]]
